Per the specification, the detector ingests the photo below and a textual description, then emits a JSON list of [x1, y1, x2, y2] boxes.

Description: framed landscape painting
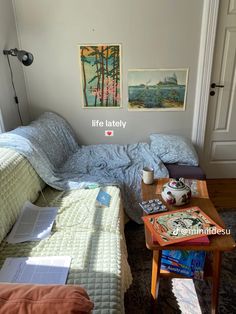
[[128, 68, 188, 111], [79, 44, 121, 108]]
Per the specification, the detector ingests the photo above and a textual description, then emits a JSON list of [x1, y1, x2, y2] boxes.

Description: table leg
[[211, 251, 222, 314], [151, 250, 162, 312]]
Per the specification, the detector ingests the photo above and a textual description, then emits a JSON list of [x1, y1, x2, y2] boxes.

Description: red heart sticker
[[105, 130, 114, 136]]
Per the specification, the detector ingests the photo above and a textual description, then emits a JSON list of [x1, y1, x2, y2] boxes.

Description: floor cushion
[[0, 284, 94, 314]]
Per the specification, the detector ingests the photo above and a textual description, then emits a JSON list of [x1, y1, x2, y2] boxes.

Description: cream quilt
[[0, 148, 132, 313]]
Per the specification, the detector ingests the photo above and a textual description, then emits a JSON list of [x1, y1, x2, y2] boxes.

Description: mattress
[[0, 186, 132, 313]]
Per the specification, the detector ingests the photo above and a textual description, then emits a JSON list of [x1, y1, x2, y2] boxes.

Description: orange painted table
[[142, 180, 235, 314]]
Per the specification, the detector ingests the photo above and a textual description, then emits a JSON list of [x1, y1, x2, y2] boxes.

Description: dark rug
[[124, 210, 236, 314]]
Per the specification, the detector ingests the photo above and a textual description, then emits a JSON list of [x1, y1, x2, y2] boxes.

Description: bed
[[0, 113, 205, 312], [0, 148, 132, 313]]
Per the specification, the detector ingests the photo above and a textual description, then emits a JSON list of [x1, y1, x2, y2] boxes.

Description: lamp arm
[[3, 48, 19, 56]]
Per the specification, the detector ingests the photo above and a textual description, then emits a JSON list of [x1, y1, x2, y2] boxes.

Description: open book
[[7, 201, 58, 243]]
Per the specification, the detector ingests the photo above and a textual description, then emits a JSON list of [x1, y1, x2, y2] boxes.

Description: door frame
[[192, 0, 220, 157]]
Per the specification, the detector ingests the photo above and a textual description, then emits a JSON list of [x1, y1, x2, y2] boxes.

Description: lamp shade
[[16, 50, 34, 66]]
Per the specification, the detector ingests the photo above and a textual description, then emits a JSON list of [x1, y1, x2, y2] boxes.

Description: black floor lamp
[[3, 48, 34, 125]]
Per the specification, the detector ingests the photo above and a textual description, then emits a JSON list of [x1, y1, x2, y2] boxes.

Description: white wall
[[0, 0, 30, 130], [13, 0, 203, 144]]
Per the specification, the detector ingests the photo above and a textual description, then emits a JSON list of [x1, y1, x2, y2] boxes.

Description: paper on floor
[[172, 278, 202, 314]]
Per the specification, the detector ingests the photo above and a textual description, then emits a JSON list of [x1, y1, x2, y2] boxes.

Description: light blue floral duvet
[[0, 112, 168, 223]]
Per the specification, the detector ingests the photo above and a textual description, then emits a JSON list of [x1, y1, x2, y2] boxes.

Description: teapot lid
[[168, 178, 186, 190]]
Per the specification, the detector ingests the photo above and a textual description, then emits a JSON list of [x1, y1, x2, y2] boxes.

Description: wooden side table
[[142, 180, 235, 314]]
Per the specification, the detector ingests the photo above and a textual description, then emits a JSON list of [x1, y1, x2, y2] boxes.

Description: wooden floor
[[207, 179, 236, 210]]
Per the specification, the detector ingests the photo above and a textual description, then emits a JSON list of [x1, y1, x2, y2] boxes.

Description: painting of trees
[[79, 44, 121, 108]]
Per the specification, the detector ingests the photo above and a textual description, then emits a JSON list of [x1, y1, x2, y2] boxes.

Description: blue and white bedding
[[0, 112, 168, 223]]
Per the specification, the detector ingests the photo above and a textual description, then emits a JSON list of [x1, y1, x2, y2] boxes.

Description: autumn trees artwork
[[79, 44, 121, 108]]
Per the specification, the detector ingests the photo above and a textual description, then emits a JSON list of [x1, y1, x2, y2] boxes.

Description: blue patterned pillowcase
[[150, 134, 199, 166]]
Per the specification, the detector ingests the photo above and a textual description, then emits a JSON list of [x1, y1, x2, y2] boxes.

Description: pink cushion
[[0, 284, 94, 314]]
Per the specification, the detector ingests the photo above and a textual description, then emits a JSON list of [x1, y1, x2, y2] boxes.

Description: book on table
[[142, 206, 224, 246], [152, 233, 210, 246], [160, 250, 206, 279]]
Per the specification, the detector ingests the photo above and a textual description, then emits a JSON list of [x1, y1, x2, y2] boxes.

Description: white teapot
[[161, 178, 191, 206]]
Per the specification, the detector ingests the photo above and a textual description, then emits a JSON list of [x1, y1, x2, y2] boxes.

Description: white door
[[203, 0, 236, 178]]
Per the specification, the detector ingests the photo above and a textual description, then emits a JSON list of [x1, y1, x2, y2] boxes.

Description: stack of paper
[[0, 256, 71, 284]]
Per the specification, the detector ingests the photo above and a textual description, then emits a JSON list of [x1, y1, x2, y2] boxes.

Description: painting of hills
[[128, 69, 188, 111]]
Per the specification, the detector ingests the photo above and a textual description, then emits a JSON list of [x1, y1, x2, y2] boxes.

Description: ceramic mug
[[142, 167, 154, 184]]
